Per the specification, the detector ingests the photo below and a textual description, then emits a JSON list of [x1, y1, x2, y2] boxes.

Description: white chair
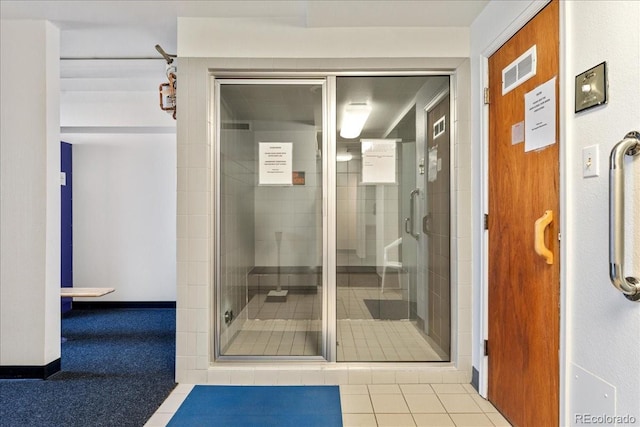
[[381, 237, 406, 293]]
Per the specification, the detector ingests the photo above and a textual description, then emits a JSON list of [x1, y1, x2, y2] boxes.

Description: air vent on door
[[221, 121, 252, 130], [502, 45, 537, 95], [433, 116, 446, 139]]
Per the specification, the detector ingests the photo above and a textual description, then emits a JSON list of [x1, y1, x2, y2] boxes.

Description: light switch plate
[[582, 145, 599, 178]]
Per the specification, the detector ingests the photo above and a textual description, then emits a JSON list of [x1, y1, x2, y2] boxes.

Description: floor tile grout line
[[148, 384, 508, 427]]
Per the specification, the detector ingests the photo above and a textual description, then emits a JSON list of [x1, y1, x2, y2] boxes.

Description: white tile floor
[[224, 319, 322, 356], [337, 320, 444, 361], [224, 318, 444, 361], [144, 383, 512, 427], [223, 287, 448, 362]]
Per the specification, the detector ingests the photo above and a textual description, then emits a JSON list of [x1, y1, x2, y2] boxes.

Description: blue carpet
[[167, 385, 342, 427], [0, 309, 176, 427]]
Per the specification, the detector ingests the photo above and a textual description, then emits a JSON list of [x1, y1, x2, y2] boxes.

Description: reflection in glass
[[217, 83, 324, 357], [336, 76, 451, 362]]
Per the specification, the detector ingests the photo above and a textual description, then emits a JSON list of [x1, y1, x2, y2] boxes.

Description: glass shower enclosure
[[214, 75, 451, 362]]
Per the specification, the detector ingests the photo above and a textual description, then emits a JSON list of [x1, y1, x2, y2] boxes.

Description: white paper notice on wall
[[361, 139, 398, 184], [511, 121, 525, 145], [524, 77, 557, 152], [259, 142, 292, 185]]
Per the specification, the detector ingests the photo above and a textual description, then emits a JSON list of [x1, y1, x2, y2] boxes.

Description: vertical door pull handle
[[609, 131, 640, 301], [406, 189, 420, 239], [534, 210, 554, 265], [404, 217, 412, 235]]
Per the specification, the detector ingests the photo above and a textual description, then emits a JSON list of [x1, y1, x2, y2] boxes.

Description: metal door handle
[[534, 210, 554, 264], [609, 131, 640, 301], [404, 217, 412, 235], [423, 213, 432, 235], [406, 189, 420, 239]]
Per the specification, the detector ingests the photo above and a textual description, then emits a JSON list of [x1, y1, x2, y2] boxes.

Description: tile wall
[[218, 115, 255, 350], [253, 128, 322, 267], [336, 158, 385, 268], [176, 57, 473, 384]]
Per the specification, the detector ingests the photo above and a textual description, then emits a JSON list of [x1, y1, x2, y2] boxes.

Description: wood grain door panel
[[487, 1, 560, 426]]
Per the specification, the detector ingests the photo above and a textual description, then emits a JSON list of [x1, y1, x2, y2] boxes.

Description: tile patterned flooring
[[224, 319, 322, 356], [145, 383, 513, 426], [223, 287, 448, 362], [337, 320, 444, 361]]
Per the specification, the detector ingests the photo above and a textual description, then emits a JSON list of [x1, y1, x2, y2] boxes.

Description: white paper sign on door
[[524, 77, 556, 152], [259, 142, 292, 185], [361, 139, 398, 184], [511, 121, 525, 145]]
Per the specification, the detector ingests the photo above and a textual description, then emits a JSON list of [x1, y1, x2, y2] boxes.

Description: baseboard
[[0, 358, 61, 379], [471, 366, 480, 392], [71, 301, 176, 310]]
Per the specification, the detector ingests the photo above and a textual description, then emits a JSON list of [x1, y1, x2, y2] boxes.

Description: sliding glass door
[[214, 75, 451, 362], [215, 80, 326, 358], [335, 76, 450, 362]]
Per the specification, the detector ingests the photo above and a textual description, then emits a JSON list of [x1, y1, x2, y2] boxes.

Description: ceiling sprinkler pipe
[[155, 44, 176, 64]]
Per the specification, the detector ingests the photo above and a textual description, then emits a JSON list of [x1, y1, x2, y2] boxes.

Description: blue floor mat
[[167, 385, 343, 427]]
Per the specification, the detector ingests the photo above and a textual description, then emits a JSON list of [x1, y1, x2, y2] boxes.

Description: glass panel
[[335, 76, 451, 362], [217, 82, 324, 357]]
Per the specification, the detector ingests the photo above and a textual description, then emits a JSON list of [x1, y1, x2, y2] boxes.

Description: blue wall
[[61, 142, 72, 314]]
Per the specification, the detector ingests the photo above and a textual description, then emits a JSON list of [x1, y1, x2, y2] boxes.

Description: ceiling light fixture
[[336, 151, 353, 162], [340, 103, 371, 139]]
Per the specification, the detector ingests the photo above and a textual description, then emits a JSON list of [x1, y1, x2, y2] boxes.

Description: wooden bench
[[60, 287, 115, 298]]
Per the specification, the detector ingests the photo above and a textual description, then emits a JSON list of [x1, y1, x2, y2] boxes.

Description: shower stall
[[214, 75, 451, 362]]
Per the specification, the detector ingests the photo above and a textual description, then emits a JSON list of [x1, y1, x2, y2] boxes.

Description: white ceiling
[[1, 0, 489, 59], [2, 1, 487, 136]]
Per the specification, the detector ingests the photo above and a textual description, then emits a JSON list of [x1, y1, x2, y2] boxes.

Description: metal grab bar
[[405, 189, 420, 239], [609, 131, 640, 301]]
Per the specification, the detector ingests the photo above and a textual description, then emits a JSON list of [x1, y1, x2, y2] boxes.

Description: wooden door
[[487, 1, 560, 426]]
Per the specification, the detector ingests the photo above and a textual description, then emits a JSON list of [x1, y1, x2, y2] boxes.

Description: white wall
[[178, 17, 469, 59], [471, 1, 640, 425], [176, 18, 471, 384], [61, 89, 177, 302], [0, 20, 61, 367], [562, 1, 640, 425], [62, 133, 177, 302], [336, 157, 369, 259], [62, 91, 175, 128], [254, 126, 322, 267], [218, 102, 255, 350]]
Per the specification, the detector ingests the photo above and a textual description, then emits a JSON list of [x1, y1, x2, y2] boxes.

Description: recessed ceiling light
[[340, 103, 371, 139]]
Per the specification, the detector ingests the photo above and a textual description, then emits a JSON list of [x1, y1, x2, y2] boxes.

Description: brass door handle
[[534, 210, 553, 265]]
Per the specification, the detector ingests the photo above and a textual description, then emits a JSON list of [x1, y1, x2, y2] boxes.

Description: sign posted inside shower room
[[259, 142, 292, 185]]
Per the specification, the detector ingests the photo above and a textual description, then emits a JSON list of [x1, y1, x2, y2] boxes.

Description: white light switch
[[582, 145, 599, 178]]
